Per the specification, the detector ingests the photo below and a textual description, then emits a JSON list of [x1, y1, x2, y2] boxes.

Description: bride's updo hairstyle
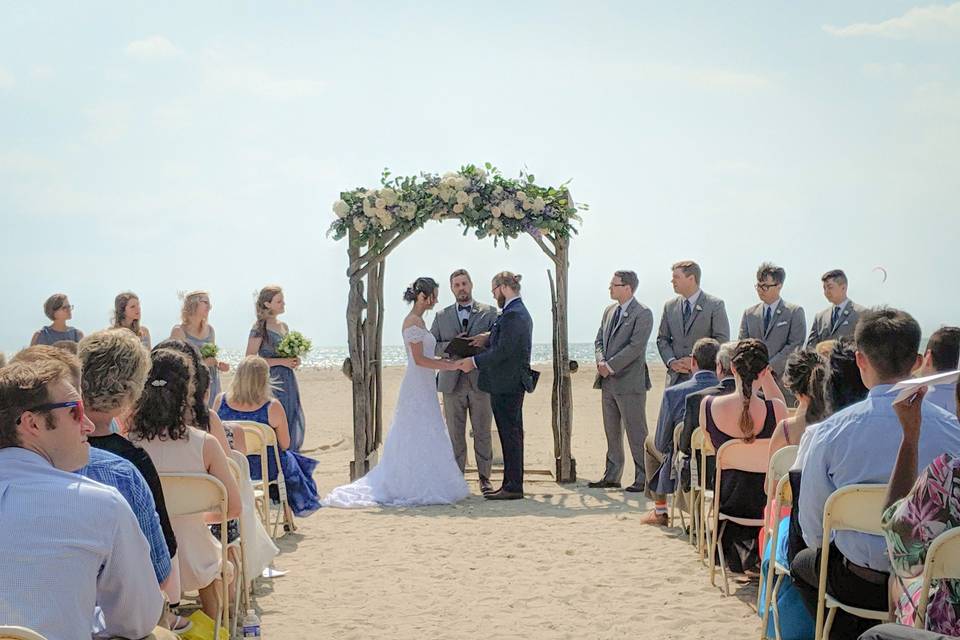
[[731, 339, 769, 443], [492, 271, 522, 292], [403, 277, 439, 303]]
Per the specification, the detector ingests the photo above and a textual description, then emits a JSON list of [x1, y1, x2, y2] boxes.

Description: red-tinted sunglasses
[[16, 400, 85, 425]]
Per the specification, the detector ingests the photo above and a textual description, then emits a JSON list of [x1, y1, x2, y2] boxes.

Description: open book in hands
[[444, 336, 483, 358]]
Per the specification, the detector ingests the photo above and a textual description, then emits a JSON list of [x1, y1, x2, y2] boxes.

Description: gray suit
[[738, 299, 807, 379], [807, 300, 865, 347], [430, 300, 498, 479], [593, 298, 654, 486], [656, 290, 730, 386]]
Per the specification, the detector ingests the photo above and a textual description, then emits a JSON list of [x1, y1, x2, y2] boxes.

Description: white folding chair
[[229, 421, 271, 530], [229, 420, 295, 538], [0, 627, 48, 640], [914, 526, 960, 629], [814, 484, 890, 640], [758, 445, 798, 640], [708, 439, 771, 595], [225, 456, 249, 638], [158, 473, 230, 635]]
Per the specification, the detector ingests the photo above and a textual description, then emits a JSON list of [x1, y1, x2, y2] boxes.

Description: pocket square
[[842, 320, 849, 326], [776, 321, 788, 327]]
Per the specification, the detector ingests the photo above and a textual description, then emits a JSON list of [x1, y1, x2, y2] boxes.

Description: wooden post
[[346, 232, 370, 480], [553, 234, 575, 482]]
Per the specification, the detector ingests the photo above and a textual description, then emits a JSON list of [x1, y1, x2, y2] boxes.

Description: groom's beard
[[495, 292, 506, 308]]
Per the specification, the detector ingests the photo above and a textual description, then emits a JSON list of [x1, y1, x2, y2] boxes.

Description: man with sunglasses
[[738, 262, 807, 402], [0, 358, 163, 640]]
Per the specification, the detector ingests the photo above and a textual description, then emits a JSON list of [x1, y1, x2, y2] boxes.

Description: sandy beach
[[236, 361, 760, 639]]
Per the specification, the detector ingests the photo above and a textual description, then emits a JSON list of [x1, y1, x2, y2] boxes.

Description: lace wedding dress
[[322, 324, 470, 507]]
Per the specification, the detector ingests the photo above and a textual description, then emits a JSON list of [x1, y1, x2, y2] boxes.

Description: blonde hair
[[228, 355, 276, 406], [78, 328, 151, 412], [180, 290, 210, 326], [254, 285, 283, 343], [492, 271, 522, 292], [12, 345, 82, 386], [815, 339, 836, 359], [113, 291, 142, 337]]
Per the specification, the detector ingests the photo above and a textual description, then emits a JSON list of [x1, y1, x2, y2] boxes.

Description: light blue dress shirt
[[0, 447, 163, 640], [926, 383, 958, 417], [78, 447, 172, 583], [799, 384, 960, 570]]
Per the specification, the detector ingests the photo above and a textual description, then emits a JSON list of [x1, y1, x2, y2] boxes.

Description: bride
[[323, 277, 471, 507]]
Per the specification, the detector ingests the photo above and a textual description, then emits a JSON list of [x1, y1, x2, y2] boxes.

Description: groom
[[459, 271, 534, 500]]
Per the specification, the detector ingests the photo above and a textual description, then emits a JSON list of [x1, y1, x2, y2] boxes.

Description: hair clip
[[151, 379, 168, 387]]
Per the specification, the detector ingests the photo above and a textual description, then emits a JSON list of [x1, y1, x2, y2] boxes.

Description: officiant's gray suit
[[738, 299, 806, 378], [656, 291, 730, 386], [430, 300, 498, 480], [593, 297, 654, 487], [806, 301, 865, 347]]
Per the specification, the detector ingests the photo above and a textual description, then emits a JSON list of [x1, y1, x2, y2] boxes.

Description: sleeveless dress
[[252, 328, 306, 451], [131, 427, 222, 593], [182, 327, 221, 408], [216, 398, 321, 517], [705, 396, 776, 573], [322, 325, 470, 508], [34, 325, 82, 345]]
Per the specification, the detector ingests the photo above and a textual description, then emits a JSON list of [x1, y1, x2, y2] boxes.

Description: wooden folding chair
[[158, 473, 230, 635], [758, 445, 798, 640], [225, 456, 249, 638], [708, 439, 771, 596], [669, 422, 692, 533], [914, 526, 960, 630], [228, 420, 295, 538], [0, 627, 47, 640], [814, 484, 890, 640], [691, 428, 715, 564]]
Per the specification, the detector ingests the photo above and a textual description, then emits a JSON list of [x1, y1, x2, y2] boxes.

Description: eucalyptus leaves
[[328, 164, 585, 247]]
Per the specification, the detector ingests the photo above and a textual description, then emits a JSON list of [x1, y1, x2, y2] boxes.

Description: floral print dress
[[882, 453, 960, 635]]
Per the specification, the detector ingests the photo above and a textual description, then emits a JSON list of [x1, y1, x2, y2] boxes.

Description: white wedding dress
[[322, 324, 470, 507]]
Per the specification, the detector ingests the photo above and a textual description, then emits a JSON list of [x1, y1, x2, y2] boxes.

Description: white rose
[[353, 218, 367, 233], [491, 206, 501, 218], [522, 199, 532, 211], [501, 200, 517, 217], [362, 200, 377, 218], [532, 197, 545, 213], [516, 191, 528, 201], [375, 198, 386, 209], [455, 177, 470, 190], [438, 188, 453, 203], [380, 188, 398, 206], [379, 212, 395, 228], [401, 203, 417, 219], [453, 203, 465, 214], [332, 199, 350, 218]]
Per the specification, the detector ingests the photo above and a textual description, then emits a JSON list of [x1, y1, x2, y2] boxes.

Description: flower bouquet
[[276, 331, 312, 358], [200, 343, 219, 359]]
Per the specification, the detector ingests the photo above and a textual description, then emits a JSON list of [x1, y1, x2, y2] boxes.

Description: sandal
[[170, 614, 193, 635]]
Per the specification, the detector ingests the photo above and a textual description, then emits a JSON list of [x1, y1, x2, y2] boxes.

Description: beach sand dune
[[239, 363, 760, 639]]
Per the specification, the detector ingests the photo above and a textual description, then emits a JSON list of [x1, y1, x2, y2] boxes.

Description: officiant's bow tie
[[458, 305, 472, 312]]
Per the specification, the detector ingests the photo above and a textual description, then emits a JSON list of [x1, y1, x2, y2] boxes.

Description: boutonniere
[[843, 309, 850, 316], [776, 308, 783, 315], [695, 304, 703, 312]]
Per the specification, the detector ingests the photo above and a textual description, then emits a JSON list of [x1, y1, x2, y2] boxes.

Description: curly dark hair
[[783, 348, 826, 423], [403, 277, 438, 303], [731, 339, 769, 442], [153, 339, 210, 431], [130, 349, 194, 442]]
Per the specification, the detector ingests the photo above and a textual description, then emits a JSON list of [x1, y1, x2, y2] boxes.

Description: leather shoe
[[624, 484, 645, 493], [479, 477, 494, 494], [587, 480, 621, 489], [642, 510, 668, 526], [484, 489, 524, 500]]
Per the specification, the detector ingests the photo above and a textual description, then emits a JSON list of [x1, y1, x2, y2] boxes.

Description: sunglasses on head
[[16, 400, 85, 425]]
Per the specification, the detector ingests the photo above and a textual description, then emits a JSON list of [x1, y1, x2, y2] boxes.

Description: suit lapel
[[464, 302, 479, 335], [763, 301, 781, 339], [609, 299, 633, 344], [683, 294, 704, 335], [830, 301, 853, 336]]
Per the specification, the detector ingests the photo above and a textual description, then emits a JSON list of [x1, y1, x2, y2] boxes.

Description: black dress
[[704, 396, 777, 573]]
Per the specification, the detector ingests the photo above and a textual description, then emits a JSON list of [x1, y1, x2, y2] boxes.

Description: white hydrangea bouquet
[[276, 331, 313, 358]]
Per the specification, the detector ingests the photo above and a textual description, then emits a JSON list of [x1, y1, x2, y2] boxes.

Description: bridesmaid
[[113, 291, 151, 349], [31, 293, 84, 345], [170, 290, 229, 407], [245, 285, 306, 451]]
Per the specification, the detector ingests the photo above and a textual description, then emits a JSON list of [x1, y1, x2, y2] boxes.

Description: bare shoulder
[[170, 325, 185, 339], [402, 315, 426, 331]]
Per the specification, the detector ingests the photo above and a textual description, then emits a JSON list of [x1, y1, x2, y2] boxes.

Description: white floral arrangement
[[328, 164, 586, 247], [276, 331, 313, 358]]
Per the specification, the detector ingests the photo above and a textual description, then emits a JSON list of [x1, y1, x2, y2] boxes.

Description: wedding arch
[[328, 164, 586, 483]]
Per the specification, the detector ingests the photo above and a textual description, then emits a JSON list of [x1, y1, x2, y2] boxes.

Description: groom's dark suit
[[474, 297, 534, 494]]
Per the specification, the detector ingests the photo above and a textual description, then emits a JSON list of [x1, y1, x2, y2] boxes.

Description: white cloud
[[824, 2, 960, 40], [125, 36, 183, 60], [85, 103, 130, 144], [206, 64, 324, 100], [0, 67, 14, 89]]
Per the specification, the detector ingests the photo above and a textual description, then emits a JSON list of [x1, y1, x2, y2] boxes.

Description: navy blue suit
[[475, 298, 534, 493]]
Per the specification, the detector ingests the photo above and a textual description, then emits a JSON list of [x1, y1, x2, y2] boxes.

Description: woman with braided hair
[[699, 338, 788, 574]]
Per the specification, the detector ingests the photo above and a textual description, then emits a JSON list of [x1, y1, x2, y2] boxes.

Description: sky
[[1, 1, 958, 356]]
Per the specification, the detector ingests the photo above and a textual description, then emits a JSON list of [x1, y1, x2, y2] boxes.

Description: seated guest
[[11, 346, 173, 589], [129, 348, 242, 621], [915, 326, 959, 415], [859, 624, 956, 640], [214, 355, 321, 518], [794, 308, 960, 640], [880, 381, 960, 635], [52, 339, 79, 354], [701, 339, 787, 573], [815, 339, 837, 358], [678, 341, 738, 493], [643, 337, 721, 525], [78, 329, 178, 575], [0, 358, 163, 640], [30, 293, 84, 346], [768, 348, 827, 458]]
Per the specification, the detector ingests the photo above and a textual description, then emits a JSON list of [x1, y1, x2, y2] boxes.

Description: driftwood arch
[[329, 165, 582, 483]]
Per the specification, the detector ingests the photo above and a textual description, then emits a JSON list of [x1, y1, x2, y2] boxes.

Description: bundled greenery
[[328, 164, 586, 248], [199, 343, 219, 359], [276, 331, 313, 358]]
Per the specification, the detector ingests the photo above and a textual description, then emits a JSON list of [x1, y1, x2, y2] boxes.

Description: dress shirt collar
[[685, 289, 702, 307], [619, 298, 634, 314], [692, 369, 715, 381], [834, 299, 849, 314], [763, 299, 782, 315], [0, 446, 52, 469], [867, 383, 897, 398], [719, 376, 736, 384], [503, 295, 521, 311]]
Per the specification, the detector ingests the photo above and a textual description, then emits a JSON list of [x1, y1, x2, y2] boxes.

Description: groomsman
[[656, 261, 730, 386], [739, 262, 806, 401], [430, 269, 498, 494], [807, 269, 865, 347], [590, 270, 654, 492]]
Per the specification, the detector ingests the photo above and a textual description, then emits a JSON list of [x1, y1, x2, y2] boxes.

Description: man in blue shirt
[[792, 308, 960, 639], [643, 338, 720, 525], [915, 326, 959, 415]]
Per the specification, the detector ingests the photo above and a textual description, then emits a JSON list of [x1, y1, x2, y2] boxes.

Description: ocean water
[[218, 342, 662, 369]]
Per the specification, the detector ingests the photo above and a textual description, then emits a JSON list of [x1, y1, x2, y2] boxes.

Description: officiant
[[430, 269, 499, 494]]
